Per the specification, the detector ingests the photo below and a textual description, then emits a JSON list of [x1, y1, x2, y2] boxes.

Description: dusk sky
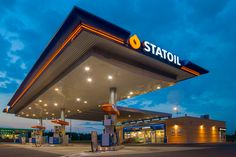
[[0, 0, 235, 134]]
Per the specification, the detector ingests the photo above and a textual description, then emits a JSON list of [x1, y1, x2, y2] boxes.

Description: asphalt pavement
[[0, 143, 236, 157]]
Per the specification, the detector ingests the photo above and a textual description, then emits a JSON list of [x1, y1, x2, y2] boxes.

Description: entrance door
[[155, 130, 165, 143], [150, 131, 156, 143]]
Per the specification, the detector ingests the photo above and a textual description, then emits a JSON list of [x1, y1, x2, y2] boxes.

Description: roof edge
[[6, 7, 131, 111]]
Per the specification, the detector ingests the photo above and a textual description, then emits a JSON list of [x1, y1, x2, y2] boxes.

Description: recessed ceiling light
[[77, 109, 80, 112], [87, 78, 92, 82], [157, 86, 161, 89], [68, 110, 71, 113], [129, 91, 133, 95], [108, 75, 113, 80], [54, 103, 58, 106], [46, 112, 49, 115], [28, 107, 32, 110], [128, 115, 131, 118], [127, 96, 131, 98], [21, 112, 24, 115], [85, 66, 90, 71], [76, 98, 81, 102], [54, 88, 59, 91], [44, 103, 48, 107], [52, 113, 55, 116], [38, 100, 42, 103], [26, 114, 29, 117], [33, 114, 36, 117], [84, 101, 87, 104], [98, 105, 101, 107]]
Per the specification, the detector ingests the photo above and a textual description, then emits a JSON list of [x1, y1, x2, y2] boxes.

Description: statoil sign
[[128, 34, 181, 66]]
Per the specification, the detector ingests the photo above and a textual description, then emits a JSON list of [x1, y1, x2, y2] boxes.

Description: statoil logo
[[128, 34, 181, 66]]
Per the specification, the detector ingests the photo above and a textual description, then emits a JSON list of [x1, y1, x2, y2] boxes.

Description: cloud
[[0, 71, 6, 78], [10, 39, 24, 51], [0, 71, 22, 89], [0, 80, 11, 88], [7, 51, 20, 63], [20, 62, 27, 70], [5, 39, 25, 64]]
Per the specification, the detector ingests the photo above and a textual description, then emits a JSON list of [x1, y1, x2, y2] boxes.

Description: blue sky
[[0, 0, 235, 134]]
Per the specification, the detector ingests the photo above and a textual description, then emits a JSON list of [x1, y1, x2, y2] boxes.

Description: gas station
[[3, 7, 225, 148]]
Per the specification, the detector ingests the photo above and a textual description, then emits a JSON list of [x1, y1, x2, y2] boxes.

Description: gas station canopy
[[3, 7, 208, 122]]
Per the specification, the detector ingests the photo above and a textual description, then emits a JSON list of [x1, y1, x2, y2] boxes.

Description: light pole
[[173, 106, 181, 117]]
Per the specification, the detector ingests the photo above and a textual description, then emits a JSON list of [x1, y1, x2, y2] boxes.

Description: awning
[[3, 7, 207, 123]]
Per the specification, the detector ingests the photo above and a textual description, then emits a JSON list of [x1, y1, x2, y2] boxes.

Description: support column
[[38, 118, 43, 138], [101, 87, 121, 148], [60, 108, 67, 145], [110, 87, 118, 146], [109, 87, 117, 105], [39, 118, 43, 126], [61, 108, 65, 121]]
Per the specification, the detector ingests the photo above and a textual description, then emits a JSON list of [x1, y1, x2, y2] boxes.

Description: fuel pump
[[51, 119, 69, 144]]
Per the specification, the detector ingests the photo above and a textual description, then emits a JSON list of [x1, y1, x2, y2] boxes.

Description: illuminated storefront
[[0, 128, 33, 142], [122, 116, 226, 144], [124, 124, 165, 143]]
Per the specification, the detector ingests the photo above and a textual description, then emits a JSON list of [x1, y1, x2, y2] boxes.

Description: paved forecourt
[[2, 143, 232, 157]]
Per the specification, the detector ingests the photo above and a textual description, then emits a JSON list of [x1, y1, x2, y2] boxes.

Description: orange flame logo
[[129, 34, 141, 49]]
